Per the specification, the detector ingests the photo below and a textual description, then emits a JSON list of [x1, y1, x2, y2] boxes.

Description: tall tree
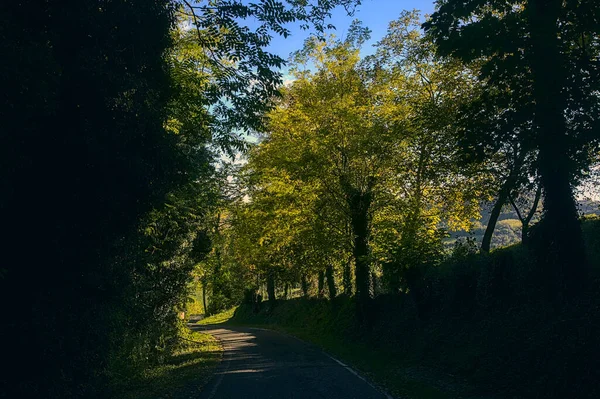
[[372, 11, 484, 291], [424, 0, 600, 296], [262, 31, 401, 321]]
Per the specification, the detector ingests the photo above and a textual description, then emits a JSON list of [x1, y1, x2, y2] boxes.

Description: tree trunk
[[266, 272, 276, 304], [284, 282, 289, 299], [202, 280, 208, 316], [301, 274, 309, 297], [346, 186, 373, 323], [482, 146, 527, 254], [509, 183, 542, 246], [325, 263, 337, 300], [521, 223, 529, 245], [528, 0, 586, 298], [371, 271, 378, 296], [352, 215, 371, 322], [317, 270, 325, 298], [481, 187, 509, 253], [343, 260, 352, 295]]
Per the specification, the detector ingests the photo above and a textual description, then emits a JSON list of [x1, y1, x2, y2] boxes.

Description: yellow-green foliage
[[226, 18, 490, 296]]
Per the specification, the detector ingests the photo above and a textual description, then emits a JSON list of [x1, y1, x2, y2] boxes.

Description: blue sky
[[266, 0, 437, 64]]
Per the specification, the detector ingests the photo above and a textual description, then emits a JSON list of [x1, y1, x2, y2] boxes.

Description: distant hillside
[[447, 199, 600, 249]]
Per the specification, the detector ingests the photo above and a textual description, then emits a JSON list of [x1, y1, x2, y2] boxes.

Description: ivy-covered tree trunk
[[342, 177, 374, 323], [527, 0, 586, 298], [371, 271, 378, 296], [326, 263, 337, 300], [351, 198, 372, 322]]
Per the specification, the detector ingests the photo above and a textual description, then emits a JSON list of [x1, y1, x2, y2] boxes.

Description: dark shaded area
[[231, 219, 600, 398], [424, 0, 600, 301], [0, 1, 181, 397]]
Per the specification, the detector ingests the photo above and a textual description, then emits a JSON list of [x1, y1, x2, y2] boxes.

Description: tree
[[478, 146, 537, 253], [424, 0, 600, 296], [508, 182, 543, 245], [178, 0, 363, 151], [1, 1, 178, 396], [371, 11, 484, 292], [261, 30, 403, 321]]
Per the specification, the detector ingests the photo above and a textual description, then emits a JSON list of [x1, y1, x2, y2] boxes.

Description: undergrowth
[[112, 330, 222, 399]]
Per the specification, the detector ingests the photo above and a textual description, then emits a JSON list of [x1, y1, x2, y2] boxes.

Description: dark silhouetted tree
[[424, 0, 600, 297]]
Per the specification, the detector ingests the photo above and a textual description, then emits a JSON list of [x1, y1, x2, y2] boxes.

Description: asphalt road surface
[[190, 324, 391, 399]]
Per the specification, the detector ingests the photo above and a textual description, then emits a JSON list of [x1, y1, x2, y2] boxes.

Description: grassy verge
[[113, 330, 222, 399], [197, 307, 236, 325]]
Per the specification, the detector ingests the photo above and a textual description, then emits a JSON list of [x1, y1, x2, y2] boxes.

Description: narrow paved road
[[190, 324, 390, 399]]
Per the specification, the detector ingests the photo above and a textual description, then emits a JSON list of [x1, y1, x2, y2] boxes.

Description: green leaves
[[177, 0, 362, 152], [221, 18, 487, 296]]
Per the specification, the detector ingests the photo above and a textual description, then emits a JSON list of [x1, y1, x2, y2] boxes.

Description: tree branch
[[508, 191, 525, 224], [524, 183, 542, 226]]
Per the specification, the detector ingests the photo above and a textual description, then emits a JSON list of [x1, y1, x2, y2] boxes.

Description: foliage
[[1, 0, 361, 396], [4, 0, 599, 396], [113, 330, 222, 399], [1, 1, 179, 396], [212, 14, 487, 319], [424, 0, 600, 295], [177, 0, 363, 151]]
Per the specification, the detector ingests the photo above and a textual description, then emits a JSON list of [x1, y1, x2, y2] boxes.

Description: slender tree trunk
[[266, 272, 276, 304], [317, 270, 325, 298], [343, 260, 352, 295], [284, 282, 289, 299], [509, 183, 542, 246], [301, 274, 309, 297], [202, 280, 208, 315], [528, 0, 586, 297], [521, 223, 530, 244], [482, 147, 526, 253], [371, 271, 378, 296], [212, 213, 223, 299], [325, 263, 337, 300], [523, 184, 542, 245], [481, 187, 509, 253]]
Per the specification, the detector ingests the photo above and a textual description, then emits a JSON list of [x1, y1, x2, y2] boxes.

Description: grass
[[114, 330, 222, 399], [197, 307, 236, 325]]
